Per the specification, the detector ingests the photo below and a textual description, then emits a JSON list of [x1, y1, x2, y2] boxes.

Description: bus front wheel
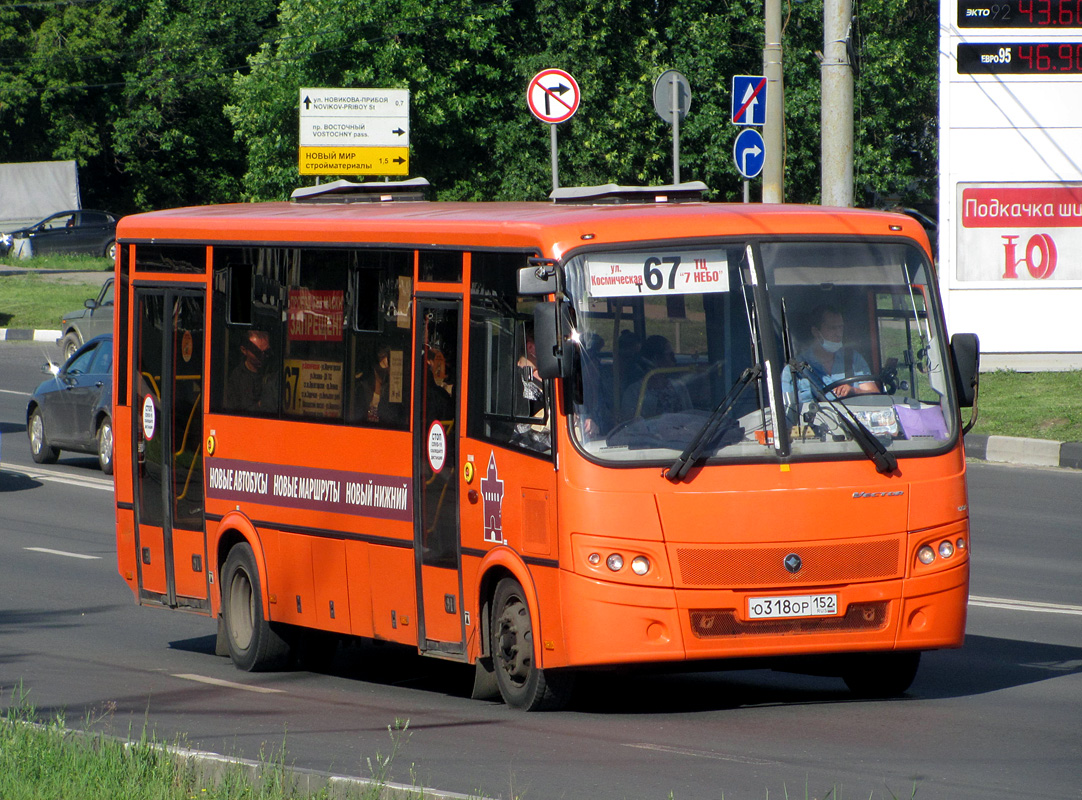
[[490, 578, 573, 711], [222, 543, 291, 672], [842, 651, 921, 698]]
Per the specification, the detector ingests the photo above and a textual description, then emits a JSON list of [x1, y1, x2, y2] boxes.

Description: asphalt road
[[1, 340, 1080, 800]]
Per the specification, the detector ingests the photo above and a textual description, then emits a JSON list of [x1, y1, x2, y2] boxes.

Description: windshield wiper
[[787, 359, 897, 475], [665, 365, 761, 482]]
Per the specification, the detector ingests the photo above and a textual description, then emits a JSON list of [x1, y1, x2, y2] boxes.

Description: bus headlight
[[917, 545, 936, 565], [938, 540, 955, 559], [606, 553, 624, 572], [631, 556, 650, 575]]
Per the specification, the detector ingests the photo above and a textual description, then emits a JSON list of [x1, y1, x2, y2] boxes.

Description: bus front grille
[[674, 538, 902, 588], [688, 602, 890, 639]]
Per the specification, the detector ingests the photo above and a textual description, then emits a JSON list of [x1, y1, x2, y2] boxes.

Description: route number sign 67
[[584, 250, 730, 298]]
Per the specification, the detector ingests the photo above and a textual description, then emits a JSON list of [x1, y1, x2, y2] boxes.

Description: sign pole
[[551, 123, 559, 191], [671, 73, 681, 185], [744, 180, 750, 204]]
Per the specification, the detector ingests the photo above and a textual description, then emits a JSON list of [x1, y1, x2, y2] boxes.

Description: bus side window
[[282, 249, 349, 421], [346, 253, 412, 430], [468, 251, 551, 457], [210, 247, 284, 417]]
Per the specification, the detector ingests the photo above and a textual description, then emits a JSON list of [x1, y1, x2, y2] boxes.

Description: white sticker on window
[[585, 250, 729, 298], [427, 420, 446, 473], [142, 395, 156, 441]]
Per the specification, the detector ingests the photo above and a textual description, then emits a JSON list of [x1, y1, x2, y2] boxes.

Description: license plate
[[747, 593, 838, 620]]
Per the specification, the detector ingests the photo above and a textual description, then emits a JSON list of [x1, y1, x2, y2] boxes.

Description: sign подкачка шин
[[299, 88, 409, 176]]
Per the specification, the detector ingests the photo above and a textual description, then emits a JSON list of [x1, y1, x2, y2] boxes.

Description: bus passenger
[[515, 328, 550, 450], [224, 329, 278, 412], [620, 334, 691, 419], [578, 332, 611, 437], [356, 345, 404, 425]]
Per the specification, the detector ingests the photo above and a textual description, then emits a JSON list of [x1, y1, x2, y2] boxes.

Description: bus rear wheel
[[490, 578, 573, 711], [222, 542, 291, 672], [842, 651, 921, 698]]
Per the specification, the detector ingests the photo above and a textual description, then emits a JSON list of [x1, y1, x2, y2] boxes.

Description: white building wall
[[939, 2, 1082, 369]]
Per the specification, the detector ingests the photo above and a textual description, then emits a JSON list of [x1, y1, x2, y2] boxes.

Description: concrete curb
[[0, 328, 61, 342], [965, 433, 1082, 470]]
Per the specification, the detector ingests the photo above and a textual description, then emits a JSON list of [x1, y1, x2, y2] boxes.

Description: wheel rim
[[227, 569, 256, 651], [495, 595, 533, 688], [98, 423, 113, 469], [30, 413, 44, 454]]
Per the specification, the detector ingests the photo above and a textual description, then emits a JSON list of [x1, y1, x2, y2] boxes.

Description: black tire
[[221, 542, 292, 672], [490, 578, 574, 710], [842, 651, 921, 699], [61, 333, 81, 362], [97, 417, 114, 475], [28, 407, 59, 464]]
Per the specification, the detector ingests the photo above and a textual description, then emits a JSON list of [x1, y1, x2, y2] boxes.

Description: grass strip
[[0, 273, 107, 330], [1, 254, 113, 272], [0, 688, 426, 800], [970, 370, 1082, 442]]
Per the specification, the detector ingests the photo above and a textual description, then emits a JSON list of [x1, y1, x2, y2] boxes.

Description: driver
[[791, 304, 878, 402]]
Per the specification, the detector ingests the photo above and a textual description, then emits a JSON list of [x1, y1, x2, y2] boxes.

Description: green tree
[[2, 0, 939, 212], [113, 0, 277, 209], [0, 1, 128, 210]]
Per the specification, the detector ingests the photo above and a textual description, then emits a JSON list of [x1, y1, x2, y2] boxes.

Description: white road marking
[[172, 673, 286, 694], [0, 388, 30, 396], [969, 595, 1082, 616], [624, 743, 779, 765], [0, 465, 113, 491], [24, 547, 100, 560]]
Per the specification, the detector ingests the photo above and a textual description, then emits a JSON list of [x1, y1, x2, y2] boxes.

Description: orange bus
[[113, 181, 980, 710]]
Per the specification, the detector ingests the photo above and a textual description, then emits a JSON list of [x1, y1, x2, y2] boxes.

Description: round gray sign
[[653, 70, 692, 123]]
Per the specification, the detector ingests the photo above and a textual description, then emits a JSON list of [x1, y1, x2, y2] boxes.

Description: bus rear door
[[131, 288, 209, 611]]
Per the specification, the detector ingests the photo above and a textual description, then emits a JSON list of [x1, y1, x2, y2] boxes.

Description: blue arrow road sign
[[733, 128, 765, 179], [732, 75, 767, 125]]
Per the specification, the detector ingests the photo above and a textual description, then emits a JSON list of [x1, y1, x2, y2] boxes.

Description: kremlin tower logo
[[481, 453, 504, 543]]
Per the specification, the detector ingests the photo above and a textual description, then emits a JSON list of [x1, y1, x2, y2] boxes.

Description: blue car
[[27, 334, 114, 474]]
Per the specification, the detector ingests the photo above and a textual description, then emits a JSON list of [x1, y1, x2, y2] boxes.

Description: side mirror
[[950, 333, 979, 408], [85, 298, 97, 310], [533, 301, 574, 380], [518, 263, 557, 296], [950, 332, 980, 434]]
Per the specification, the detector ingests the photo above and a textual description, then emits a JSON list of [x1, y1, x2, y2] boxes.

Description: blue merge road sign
[[732, 75, 767, 126], [733, 128, 765, 179]]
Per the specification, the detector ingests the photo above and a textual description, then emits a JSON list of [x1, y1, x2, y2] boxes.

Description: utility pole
[[821, 0, 854, 207], [762, 0, 785, 203]]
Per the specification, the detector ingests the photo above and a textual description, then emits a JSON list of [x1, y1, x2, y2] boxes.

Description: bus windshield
[[564, 239, 956, 466]]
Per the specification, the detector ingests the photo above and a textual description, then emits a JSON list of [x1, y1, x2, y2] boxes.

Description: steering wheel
[[820, 374, 883, 396]]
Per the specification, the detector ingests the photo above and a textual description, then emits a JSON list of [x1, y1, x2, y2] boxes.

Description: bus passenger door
[[132, 288, 209, 611], [413, 299, 465, 654]]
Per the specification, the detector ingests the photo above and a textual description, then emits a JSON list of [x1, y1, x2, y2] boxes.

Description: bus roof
[[116, 200, 930, 260]]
